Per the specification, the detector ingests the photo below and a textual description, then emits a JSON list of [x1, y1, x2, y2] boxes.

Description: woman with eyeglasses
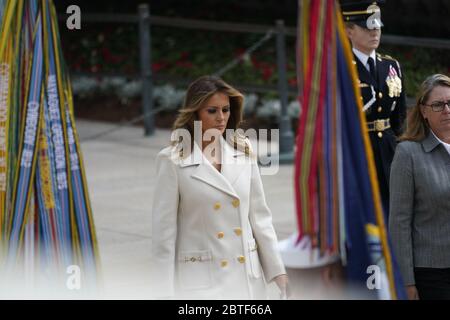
[[389, 74, 450, 300]]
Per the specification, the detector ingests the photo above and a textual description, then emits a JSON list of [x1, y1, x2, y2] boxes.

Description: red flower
[[288, 77, 297, 86], [152, 60, 169, 72], [261, 65, 273, 81]]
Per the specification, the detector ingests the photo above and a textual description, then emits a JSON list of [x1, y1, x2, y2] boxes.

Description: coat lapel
[[221, 137, 248, 188], [422, 131, 440, 153], [422, 132, 450, 165], [354, 54, 377, 88], [187, 140, 240, 199], [376, 54, 389, 92]]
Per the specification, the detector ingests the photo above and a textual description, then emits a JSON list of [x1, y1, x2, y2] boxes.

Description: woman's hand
[[406, 285, 419, 300], [274, 274, 291, 299]]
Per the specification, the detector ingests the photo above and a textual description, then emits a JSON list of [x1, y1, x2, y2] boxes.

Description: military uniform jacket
[[354, 52, 406, 215], [150, 138, 286, 299]]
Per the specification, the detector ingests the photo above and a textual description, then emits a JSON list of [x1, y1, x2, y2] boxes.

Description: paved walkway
[[77, 119, 343, 299]]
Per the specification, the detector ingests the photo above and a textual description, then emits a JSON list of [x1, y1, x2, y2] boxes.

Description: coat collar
[[180, 136, 248, 199], [376, 53, 390, 90], [352, 48, 376, 69], [178, 141, 202, 167], [422, 131, 441, 153]]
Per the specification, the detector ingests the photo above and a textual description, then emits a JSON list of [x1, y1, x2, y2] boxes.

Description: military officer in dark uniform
[[341, 0, 407, 219]]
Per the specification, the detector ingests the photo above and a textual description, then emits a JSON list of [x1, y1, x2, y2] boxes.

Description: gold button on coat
[[221, 260, 228, 268], [234, 228, 242, 236], [232, 199, 240, 208], [378, 132, 383, 138], [378, 92, 383, 99], [217, 232, 224, 239], [214, 202, 221, 210], [377, 106, 382, 112], [237, 255, 245, 263]]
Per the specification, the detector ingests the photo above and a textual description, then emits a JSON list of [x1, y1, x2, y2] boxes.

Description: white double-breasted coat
[[151, 137, 286, 299]]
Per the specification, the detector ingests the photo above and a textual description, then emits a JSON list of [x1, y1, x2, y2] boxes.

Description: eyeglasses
[[422, 99, 450, 112]]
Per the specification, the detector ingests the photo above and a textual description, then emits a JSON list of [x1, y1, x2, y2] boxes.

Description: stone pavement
[[77, 119, 344, 300]]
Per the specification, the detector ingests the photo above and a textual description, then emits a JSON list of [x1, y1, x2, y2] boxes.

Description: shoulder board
[[378, 53, 397, 61], [378, 53, 402, 76]]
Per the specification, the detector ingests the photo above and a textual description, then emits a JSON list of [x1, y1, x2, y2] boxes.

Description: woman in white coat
[[151, 76, 288, 299]]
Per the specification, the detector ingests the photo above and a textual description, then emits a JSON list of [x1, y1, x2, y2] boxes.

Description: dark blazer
[[389, 132, 450, 286], [354, 52, 407, 217]]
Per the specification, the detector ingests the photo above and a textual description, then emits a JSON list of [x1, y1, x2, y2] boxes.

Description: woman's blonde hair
[[172, 75, 250, 154], [400, 74, 450, 142]]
